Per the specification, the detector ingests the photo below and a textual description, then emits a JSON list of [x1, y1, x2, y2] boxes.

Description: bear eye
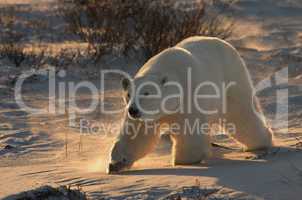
[[143, 92, 150, 96]]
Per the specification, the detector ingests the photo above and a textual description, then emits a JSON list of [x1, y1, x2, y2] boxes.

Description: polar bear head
[[121, 48, 194, 121], [122, 73, 181, 121]]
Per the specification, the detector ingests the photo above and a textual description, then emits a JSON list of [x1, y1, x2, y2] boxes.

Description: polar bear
[[108, 36, 273, 173]]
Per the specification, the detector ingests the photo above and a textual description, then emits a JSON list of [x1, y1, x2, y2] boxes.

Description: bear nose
[[129, 106, 140, 118]]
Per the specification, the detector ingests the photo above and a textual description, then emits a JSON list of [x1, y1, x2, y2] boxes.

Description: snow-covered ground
[[0, 0, 302, 199]]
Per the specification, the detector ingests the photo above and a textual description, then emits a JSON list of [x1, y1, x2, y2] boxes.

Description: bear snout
[[128, 105, 141, 119]]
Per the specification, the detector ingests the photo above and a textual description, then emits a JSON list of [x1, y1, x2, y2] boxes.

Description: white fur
[[110, 36, 273, 167]]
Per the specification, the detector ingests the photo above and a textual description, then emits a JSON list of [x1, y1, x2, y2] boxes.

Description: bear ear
[[121, 78, 130, 91], [161, 76, 168, 86]]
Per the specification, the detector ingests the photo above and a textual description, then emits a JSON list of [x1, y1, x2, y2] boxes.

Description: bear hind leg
[[225, 96, 273, 151]]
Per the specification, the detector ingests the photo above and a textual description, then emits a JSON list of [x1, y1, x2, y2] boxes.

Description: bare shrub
[[132, 0, 207, 58], [0, 6, 26, 67], [48, 48, 81, 68], [0, 43, 26, 67], [134, 0, 235, 58], [0, 40, 51, 68], [4, 185, 88, 200], [0, 6, 52, 68], [24, 45, 48, 68], [61, 0, 235, 61], [60, 0, 133, 61]]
